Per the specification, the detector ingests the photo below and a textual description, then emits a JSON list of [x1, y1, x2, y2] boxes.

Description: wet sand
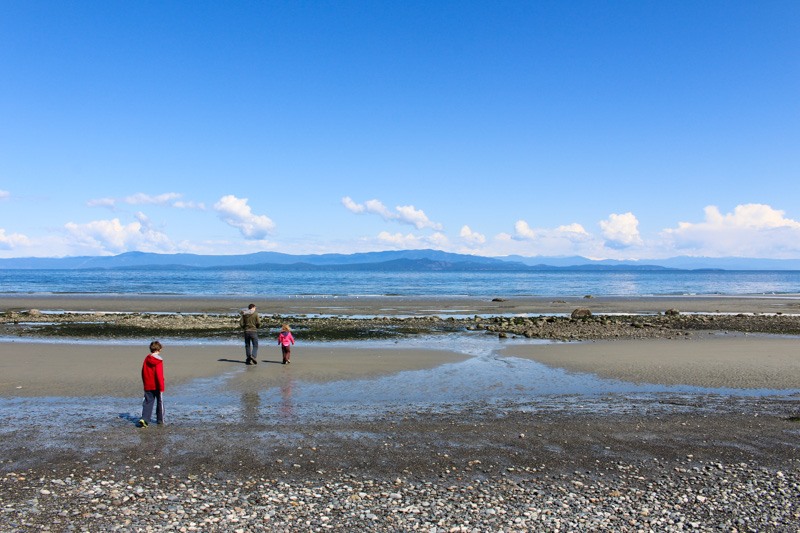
[[4, 335, 800, 398]]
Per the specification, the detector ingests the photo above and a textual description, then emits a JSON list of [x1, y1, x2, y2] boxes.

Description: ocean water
[[1, 268, 800, 297]]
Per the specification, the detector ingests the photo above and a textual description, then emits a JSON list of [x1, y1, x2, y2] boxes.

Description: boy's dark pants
[[141, 390, 164, 424], [244, 330, 259, 363]]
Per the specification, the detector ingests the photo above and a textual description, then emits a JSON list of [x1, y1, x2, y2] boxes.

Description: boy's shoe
[[138, 419, 148, 428]]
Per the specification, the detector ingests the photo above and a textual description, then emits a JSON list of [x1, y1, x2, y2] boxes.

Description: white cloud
[[364, 199, 394, 219], [377, 231, 422, 247], [514, 220, 537, 240], [395, 205, 443, 230], [557, 223, 590, 237], [0, 190, 10, 200], [343, 197, 443, 230], [64, 217, 173, 254], [172, 200, 206, 210], [702, 204, 800, 229], [377, 231, 450, 249], [460, 225, 486, 244], [213, 195, 275, 239], [662, 204, 800, 257], [125, 192, 182, 205], [427, 232, 450, 247], [516, 220, 590, 242], [0, 228, 31, 249], [342, 196, 365, 213], [599, 212, 643, 249], [87, 192, 204, 210], [498, 219, 599, 257]]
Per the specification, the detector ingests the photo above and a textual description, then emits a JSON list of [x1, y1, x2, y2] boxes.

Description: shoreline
[[5, 293, 800, 343], [3, 293, 800, 316]]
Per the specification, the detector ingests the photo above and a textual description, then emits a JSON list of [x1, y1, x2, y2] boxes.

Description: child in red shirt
[[138, 340, 165, 428]]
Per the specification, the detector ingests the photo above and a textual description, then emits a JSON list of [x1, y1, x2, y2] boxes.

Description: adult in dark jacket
[[240, 303, 261, 365]]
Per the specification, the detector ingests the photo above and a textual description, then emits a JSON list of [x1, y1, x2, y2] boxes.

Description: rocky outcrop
[[2, 309, 800, 341]]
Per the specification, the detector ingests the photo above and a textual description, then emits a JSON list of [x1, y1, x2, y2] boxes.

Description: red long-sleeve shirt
[[141, 352, 165, 392]]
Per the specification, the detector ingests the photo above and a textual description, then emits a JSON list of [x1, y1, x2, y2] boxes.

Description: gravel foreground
[[2, 400, 799, 532]]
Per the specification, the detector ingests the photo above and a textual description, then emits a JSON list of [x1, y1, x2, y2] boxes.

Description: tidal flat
[[1, 294, 798, 531]]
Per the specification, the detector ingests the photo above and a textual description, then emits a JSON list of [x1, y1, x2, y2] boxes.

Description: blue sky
[[1, 1, 799, 260]]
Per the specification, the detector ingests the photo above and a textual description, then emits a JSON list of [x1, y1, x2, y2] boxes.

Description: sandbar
[[0, 341, 467, 398], [502, 335, 800, 390]]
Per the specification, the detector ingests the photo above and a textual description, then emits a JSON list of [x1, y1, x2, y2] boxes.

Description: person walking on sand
[[240, 303, 261, 365], [139, 340, 165, 428], [278, 324, 295, 364]]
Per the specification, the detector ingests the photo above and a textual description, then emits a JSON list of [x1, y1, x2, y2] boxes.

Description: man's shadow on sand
[[217, 358, 283, 365]]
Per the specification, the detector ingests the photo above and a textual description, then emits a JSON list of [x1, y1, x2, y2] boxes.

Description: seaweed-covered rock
[[571, 308, 593, 319]]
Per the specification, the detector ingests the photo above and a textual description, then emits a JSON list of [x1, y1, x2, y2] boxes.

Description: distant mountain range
[[1, 250, 800, 271]]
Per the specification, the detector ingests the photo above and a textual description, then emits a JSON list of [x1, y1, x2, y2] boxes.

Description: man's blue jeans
[[244, 330, 259, 362]]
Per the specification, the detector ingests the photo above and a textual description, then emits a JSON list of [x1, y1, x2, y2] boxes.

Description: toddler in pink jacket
[[278, 324, 295, 364]]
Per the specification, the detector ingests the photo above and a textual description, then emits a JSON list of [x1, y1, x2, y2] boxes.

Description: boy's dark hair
[[248, 303, 256, 309], [149, 340, 163, 352]]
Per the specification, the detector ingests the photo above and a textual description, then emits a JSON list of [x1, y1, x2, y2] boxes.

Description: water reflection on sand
[[2, 334, 796, 438]]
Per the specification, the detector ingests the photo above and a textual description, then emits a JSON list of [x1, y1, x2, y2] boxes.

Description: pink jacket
[[278, 331, 295, 346]]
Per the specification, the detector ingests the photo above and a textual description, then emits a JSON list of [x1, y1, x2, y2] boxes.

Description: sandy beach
[[0, 342, 467, 398], [503, 335, 800, 390], [1, 295, 798, 531]]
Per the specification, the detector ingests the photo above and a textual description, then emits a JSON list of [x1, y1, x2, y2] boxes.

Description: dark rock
[[571, 308, 593, 319]]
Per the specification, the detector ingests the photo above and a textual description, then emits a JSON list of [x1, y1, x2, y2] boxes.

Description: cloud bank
[[3, 190, 800, 260], [64, 214, 173, 254], [342, 197, 443, 230], [662, 204, 800, 258]]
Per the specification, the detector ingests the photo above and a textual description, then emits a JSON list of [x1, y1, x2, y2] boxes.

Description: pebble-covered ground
[[1, 400, 798, 532], [2, 461, 797, 532]]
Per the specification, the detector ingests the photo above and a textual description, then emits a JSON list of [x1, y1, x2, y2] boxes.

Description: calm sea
[[1, 268, 800, 298]]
